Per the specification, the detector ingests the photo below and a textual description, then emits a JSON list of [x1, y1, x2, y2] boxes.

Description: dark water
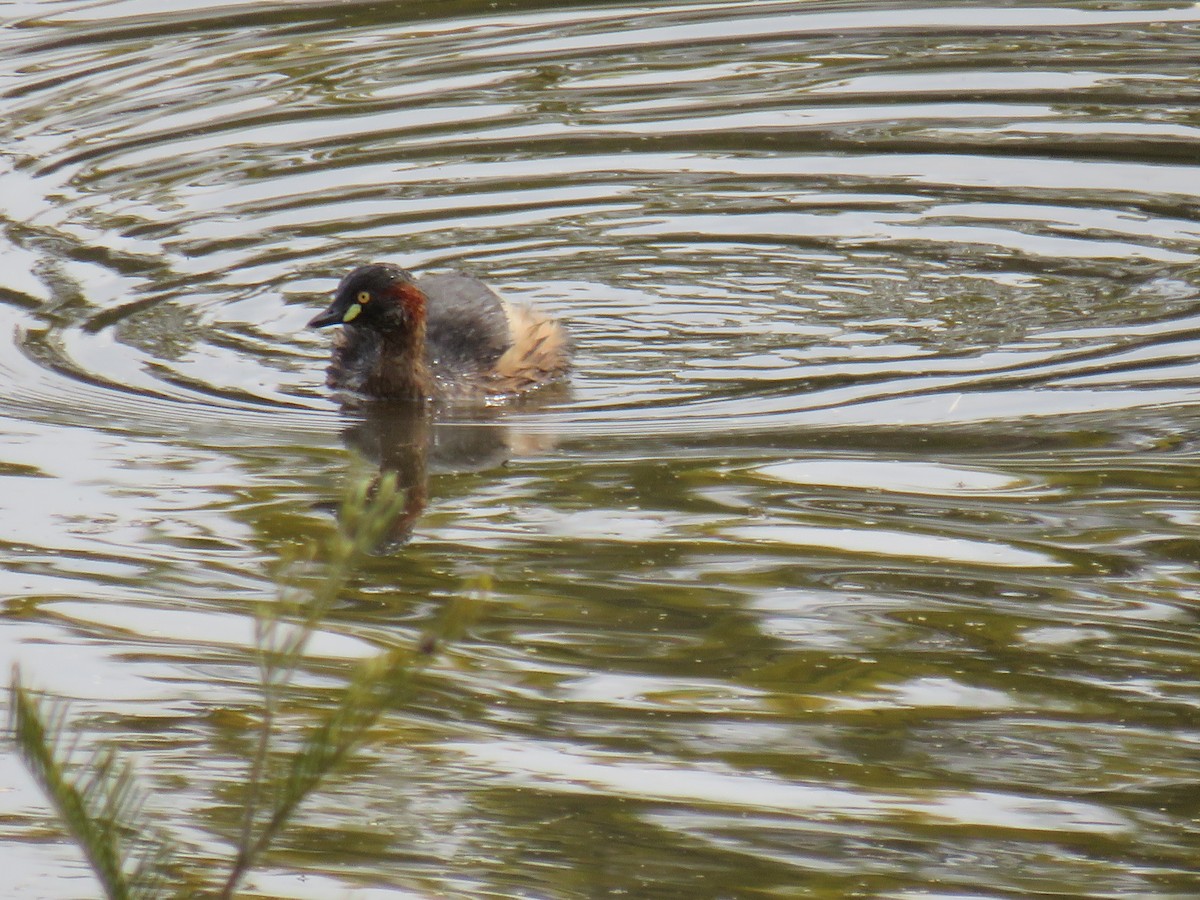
[[2, 0, 1200, 896]]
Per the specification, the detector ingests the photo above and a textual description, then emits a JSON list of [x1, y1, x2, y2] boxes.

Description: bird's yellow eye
[[357, 290, 371, 304]]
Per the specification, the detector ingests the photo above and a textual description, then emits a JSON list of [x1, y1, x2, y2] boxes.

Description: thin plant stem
[[219, 473, 419, 898]]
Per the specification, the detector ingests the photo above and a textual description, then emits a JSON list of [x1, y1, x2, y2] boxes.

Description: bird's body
[[309, 264, 570, 402]]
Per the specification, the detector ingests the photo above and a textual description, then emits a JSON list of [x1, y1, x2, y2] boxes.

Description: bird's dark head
[[308, 263, 426, 332]]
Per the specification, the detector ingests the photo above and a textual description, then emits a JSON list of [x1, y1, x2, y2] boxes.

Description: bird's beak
[[307, 303, 343, 329]]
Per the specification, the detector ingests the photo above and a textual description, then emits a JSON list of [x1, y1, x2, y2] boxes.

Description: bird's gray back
[[418, 273, 512, 371]]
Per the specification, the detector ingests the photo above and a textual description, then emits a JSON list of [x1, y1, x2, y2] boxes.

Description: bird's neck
[[366, 317, 433, 401]]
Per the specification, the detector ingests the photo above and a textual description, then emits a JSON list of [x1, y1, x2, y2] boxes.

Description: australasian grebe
[[308, 263, 570, 402]]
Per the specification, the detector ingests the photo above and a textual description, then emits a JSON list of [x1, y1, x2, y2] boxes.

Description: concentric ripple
[[3, 1, 1200, 897], [1, 0, 1197, 439]]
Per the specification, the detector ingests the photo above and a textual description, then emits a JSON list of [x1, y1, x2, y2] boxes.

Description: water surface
[[2, 0, 1200, 896]]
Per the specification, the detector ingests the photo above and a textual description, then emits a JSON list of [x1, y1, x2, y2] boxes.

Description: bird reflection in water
[[337, 396, 564, 548]]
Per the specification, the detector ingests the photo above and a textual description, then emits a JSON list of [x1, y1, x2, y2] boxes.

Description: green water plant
[[8, 672, 176, 899], [7, 473, 475, 898]]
